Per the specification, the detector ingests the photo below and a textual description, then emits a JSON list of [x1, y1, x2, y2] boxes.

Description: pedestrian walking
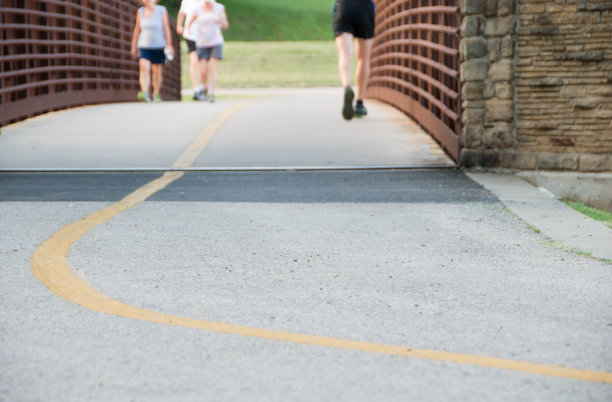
[[176, 0, 205, 100], [131, 0, 174, 103], [333, 0, 375, 120], [187, 0, 229, 103]]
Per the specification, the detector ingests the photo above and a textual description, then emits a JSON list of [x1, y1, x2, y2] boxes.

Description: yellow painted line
[[30, 103, 612, 385], [172, 103, 246, 169]]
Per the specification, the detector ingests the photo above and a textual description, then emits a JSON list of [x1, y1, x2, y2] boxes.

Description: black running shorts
[[332, 0, 375, 39], [185, 39, 197, 53]]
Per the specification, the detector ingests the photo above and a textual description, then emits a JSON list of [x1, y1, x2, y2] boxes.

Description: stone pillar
[[458, 0, 612, 172], [514, 0, 612, 172], [459, 0, 517, 167]]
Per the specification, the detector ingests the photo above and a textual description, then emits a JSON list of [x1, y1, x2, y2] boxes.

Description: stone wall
[[459, 0, 612, 171]]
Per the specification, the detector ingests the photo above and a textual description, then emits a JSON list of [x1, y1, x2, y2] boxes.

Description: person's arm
[[218, 10, 229, 30], [176, 12, 186, 35], [162, 8, 174, 56], [131, 11, 141, 59]]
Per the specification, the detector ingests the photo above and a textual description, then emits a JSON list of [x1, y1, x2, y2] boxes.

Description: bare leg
[[139, 58, 152, 94], [207, 58, 218, 95], [189, 51, 200, 90], [199, 58, 208, 90], [355, 38, 373, 101], [335, 33, 353, 88], [151, 64, 163, 97]]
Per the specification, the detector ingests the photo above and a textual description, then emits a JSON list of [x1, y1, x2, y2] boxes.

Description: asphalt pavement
[[0, 89, 610, 401]]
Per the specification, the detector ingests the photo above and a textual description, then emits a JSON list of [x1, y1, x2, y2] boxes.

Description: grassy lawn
[[562, 200, 612, 229], [166, 0, 338, 88], [221, 0, 333, 41], [181, 41, 341, 88]]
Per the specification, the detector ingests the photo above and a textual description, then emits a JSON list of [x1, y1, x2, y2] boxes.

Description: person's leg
[[206, 58, 218, 102], [336, 33, 355, 120], [151, 63, 163, 100], [138, 58, 152, 101], [355, 38, 373, 101], [354, 37, 373, 116], [198, 57, 209, 93], [190, 51, 201, 91], [139, 58, 151, 94], [335, 32, 353, 88]]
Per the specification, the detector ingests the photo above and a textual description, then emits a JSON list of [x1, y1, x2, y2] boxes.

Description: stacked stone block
[[459, 0, 517, 167], [515, 0, 612, 171], [458, 0, 612, 171]]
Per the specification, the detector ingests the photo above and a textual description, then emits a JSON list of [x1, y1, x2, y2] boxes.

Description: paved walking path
[[0, 88, 452, 169], [0, 89, 610, 401]]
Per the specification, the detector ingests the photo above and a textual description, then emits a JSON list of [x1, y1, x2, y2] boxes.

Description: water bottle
[[165, 48, 174, 62]]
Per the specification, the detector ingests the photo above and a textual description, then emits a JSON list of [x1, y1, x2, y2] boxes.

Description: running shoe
[[154, 94, 162, 103], [208, 95, 216, 103], [342, 86, 354, 120], [354, 100, 367, 117], [193, 87, 208, 101], [137, 91, 151, 102]]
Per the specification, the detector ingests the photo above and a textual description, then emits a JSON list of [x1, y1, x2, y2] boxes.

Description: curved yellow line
[[30, 103, 612, 384]]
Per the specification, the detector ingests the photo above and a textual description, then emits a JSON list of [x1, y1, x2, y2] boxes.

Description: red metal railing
[[367, 0, 461, 161], [0, 0, 181, 127]]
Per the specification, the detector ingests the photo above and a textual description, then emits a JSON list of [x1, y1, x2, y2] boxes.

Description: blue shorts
[[197, 45, 223, 60], [138, 48, 166, 64]]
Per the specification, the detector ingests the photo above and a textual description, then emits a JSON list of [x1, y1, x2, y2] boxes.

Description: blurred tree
[[159, 0, 180, 19]]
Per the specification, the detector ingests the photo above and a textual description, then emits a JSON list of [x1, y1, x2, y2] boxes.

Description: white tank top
[[137, 6, 166, 49]]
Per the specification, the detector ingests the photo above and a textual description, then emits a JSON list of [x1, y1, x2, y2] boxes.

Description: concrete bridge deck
[[0, 88, 453, 171], [0, 88, 611, 401]]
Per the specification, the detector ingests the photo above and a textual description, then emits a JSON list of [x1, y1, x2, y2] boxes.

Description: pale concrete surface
[[0, 88, 454, 170], [1, 91, 611, 401], [198, 88, 453, 168], [1, 173, 611, 401], [468, 172, 612, 260], [517, 171, 612, 212], [0, 102, 232, 169]]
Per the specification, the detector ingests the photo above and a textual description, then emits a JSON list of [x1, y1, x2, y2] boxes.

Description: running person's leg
[[333, 0, 374, 120], [335, 32, 353, 89], [354, 37, 373, 116], [351, 0, 375, 117], [335, 32, 355, 120], [334, 0, 356, 120]]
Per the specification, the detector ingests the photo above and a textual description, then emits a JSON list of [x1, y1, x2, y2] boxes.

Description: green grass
[[527, 225, 541, 234], [167, 0, 337, 87], [222, 0, 333, 41], [562, 200, 612, 229], [162, 0, 333, 41], [181, 41, 341, 88]]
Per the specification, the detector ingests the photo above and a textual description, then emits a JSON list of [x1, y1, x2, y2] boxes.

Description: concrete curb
[[517, 171, 612, 212], [467, 172, 612, 261]]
